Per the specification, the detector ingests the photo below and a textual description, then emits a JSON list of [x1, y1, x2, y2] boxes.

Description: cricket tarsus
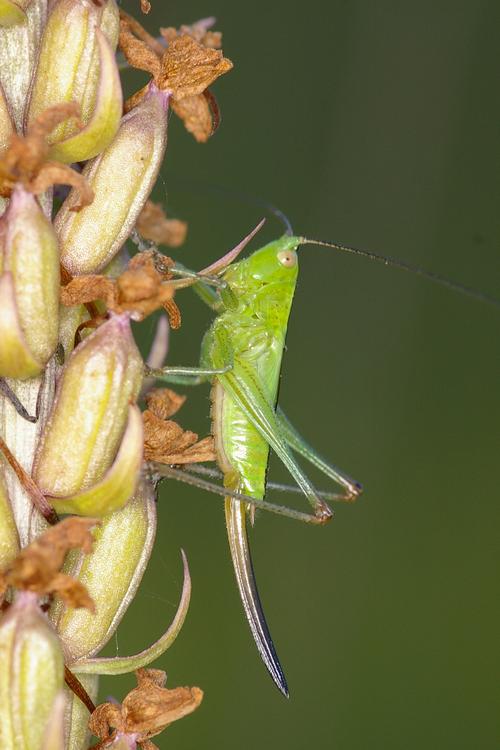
[[300, 237, 500, 309], [226, 498, 289, 697]]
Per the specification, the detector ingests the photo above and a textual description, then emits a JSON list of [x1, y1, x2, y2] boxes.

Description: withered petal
[[119, 16, 161, 79], [136, 200, 187, 247], [29, 161, 94, 211], [159, 35, 233, 100], [0, 517, 97, 598], [60, 275, 116, 308], [51, 572, 95, 611], [145, 388, 186, 420], [123, 672, 203, 738], [171, 94, 213, 143], [88, 701, 124, 739]]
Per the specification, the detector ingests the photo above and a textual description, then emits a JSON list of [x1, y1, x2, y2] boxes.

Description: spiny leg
[[277, 407, 363, 501], [153, 464, 333, 524], [183, 464, 354, 505]]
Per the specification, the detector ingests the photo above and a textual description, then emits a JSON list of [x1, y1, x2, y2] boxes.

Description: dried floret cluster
[[0, 1, 233, 747]]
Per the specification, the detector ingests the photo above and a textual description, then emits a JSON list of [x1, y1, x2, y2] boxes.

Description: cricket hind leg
[[153, 464, 334, 524], [277, 407, 363, 501], [183, 464, 355, 505]]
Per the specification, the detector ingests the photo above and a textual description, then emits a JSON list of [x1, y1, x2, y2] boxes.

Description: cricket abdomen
[[211, 380, 269, 498]]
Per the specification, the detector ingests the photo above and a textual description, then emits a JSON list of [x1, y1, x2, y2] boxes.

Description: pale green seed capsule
[[33, 314, 143, 497], [0, 187, 60, 379], [0, 0, 47, 130], [52, 479, 156, 662], [0, 470, 19, 569], [56, 84, 170, 275], [0, 591, 65, 750], [27, 0, 119, 144]]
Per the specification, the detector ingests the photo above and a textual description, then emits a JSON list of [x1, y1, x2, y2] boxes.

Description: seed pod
[[27, 0, 120, 146], [0, 470, 19, 569], [52, 479, 156, 662], [56, 83, 170, 275], [33, 314, 143, 497], [0, 591, 65, 750], [0, 0, 47, 131], [0, 187, 60, 379]]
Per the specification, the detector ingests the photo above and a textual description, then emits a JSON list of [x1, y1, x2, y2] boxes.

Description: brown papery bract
[[119, 13, 232, 139], [60, 251, 182, 326], [0, 517, 97, 610], [0, 103, 93, 210], [143, 388, 215, 465], [137, 200, 187, 247]]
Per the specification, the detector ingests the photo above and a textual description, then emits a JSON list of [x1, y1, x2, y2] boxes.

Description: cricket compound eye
[[277, 249, 297, 268]]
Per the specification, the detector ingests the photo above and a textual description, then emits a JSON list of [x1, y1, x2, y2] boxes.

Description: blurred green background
[[104, 1, 500, 748]]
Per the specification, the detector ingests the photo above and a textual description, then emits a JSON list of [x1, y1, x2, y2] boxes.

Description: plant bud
[[56, 84, 170, 275], [0, 0, 46, 131], [0, 187, 60, 379], [27, 0, 120, 147], [0, 591, 65, 750], [52, 479, 156, 662], [33, 315, 143, 497], [0, 470, 19, 569]]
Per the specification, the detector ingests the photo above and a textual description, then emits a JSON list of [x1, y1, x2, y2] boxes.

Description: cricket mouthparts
[[225, 497, 289, 698]]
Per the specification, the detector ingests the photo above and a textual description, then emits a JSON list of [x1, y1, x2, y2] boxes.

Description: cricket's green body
[[201, 236, 300, 696], [155, 232, 361, 696], [203, 237, 299, 497]]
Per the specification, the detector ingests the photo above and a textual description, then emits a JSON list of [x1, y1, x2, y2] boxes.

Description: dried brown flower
[[140, 0, 151, 13], [136, 200, 187, 247], [0, 103, 93, 210], [119, 13, 232, 139], [60, 251, 182, 326], [143, 388, 215, 465], [89, 668, 203, 749], [0, 517, 97, 610]]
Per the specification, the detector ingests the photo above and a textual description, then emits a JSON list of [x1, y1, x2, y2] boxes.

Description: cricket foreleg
[[276, 407, 363, 501], [144, 364, 232, 387]]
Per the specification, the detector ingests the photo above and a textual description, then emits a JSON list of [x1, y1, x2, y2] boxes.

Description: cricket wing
[[225, 496, 289, 697]]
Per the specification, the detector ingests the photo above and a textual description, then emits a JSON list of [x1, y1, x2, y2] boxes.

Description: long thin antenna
[[300, 237, 500, 309]]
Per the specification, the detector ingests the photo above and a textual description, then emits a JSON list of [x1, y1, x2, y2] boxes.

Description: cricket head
[[240, 235, 300, 286]]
